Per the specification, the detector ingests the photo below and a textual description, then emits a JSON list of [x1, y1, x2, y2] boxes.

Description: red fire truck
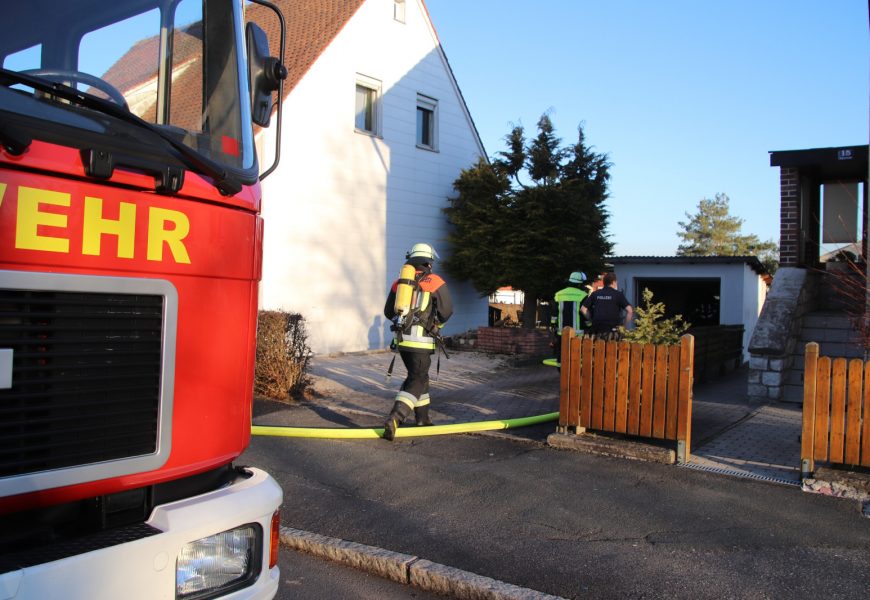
[[0, 1, 287, 598]]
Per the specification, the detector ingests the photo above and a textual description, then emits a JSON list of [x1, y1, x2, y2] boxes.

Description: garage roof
[[609, 255, 769, 277]]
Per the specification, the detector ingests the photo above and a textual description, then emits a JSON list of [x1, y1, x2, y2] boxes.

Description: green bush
[[255, 310, 312, 401], [621, 288, 691, 346]]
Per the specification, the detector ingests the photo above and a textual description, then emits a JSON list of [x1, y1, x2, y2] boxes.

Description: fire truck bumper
[[0, 467, 282, 600]]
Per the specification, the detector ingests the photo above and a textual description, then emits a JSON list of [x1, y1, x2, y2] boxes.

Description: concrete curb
[[280, 526, 566, 599], [280, 527, 414, 583], [547, 432, 676, 464], [409, 559, 564, 600]]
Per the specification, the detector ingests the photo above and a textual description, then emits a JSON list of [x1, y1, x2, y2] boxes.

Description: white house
[[609, 256, 771, 361], [253, 0, 487, 354]]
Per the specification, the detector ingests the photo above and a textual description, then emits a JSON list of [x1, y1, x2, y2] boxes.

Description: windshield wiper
[[0, 68, 242, 196]]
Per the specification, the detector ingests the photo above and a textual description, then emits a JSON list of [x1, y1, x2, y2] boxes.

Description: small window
[[416, 94, 437, 150], [355, 85, 374, 131], [355, 75, 381, 135], [3, 45, 41, 93], [3, 44, 41, 70], [394, 0, 406, 23]]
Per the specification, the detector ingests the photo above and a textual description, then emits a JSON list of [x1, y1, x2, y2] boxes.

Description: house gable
[[257, 0, 487, 354]]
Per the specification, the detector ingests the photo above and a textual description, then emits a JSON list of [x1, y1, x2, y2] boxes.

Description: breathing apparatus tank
[[393, 263, 418, 325], [392, 243, 437, 329]]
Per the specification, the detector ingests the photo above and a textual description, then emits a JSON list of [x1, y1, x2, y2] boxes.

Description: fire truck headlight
[[176, 524, 262, 599]]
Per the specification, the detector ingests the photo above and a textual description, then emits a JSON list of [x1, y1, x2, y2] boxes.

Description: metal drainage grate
[[678, 462, 801, 487]]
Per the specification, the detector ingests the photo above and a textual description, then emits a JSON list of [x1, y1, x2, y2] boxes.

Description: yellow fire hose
[[251, 412, 559, 439]]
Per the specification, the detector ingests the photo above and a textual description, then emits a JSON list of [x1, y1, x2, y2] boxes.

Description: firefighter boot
[[383, 403, 410, 441], [414, 405, 433, 426], [383, 411, 399, 441]]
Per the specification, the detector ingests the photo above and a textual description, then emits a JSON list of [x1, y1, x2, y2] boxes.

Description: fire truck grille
[[0, 289, 163, 478]]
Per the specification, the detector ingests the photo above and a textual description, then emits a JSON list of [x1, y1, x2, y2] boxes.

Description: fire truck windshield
[[0, 0, 257, 180]]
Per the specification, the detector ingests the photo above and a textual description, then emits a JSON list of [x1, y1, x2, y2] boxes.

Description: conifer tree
[[442, 157, 511, 294], [444, 114, 612, 327], [676, 193, 779, 273]]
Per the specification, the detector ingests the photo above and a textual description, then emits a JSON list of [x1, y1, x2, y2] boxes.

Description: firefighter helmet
[[568, 271, 587, 284], [406, 243, 439, 264]]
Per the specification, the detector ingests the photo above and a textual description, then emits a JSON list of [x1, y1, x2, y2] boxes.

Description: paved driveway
[[257, 350, 804, 486]]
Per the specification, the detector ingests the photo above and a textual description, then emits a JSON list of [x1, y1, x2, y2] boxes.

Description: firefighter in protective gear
[[382, 243, 453, 440], [550, 271, 590, 364]]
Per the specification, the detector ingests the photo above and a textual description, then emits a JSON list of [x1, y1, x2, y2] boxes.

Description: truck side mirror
[[246, 22, 287, 127]]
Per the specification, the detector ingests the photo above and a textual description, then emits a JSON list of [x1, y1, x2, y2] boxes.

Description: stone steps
[[782, 383, 804, 403], [780, 310, 865, 403], [816, 268, 865, 312], [792, 311, 864, 364]]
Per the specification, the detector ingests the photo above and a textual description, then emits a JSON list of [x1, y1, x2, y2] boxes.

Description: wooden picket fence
[[557, 329, 695, 463], [800, 342, 870, 477]]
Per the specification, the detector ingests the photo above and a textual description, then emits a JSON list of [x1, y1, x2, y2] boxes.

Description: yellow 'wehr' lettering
[[83, 197, 136, 259], [8, 184, 192, 263], [16, 187, 71, 253], [147, 207, 191, 264]]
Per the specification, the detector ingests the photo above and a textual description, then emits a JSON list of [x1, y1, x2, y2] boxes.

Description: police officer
[[581, 272, 633, 339], [382, 243, 453, 440], [550, 271, 590, 363]]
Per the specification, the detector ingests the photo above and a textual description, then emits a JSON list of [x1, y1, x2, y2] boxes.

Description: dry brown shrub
[[255, 310, 312, 401]]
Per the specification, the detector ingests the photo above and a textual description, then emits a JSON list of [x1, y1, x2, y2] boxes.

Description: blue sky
[[425, 0, 869, 256]]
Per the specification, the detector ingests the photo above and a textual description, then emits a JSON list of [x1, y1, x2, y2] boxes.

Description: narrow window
[[355, 85, 374, 131], [394, 0, 406, 23], [355, 75, 381, 135], [416, 94, 437, 150]]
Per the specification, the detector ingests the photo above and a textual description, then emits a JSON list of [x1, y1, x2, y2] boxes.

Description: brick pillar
[[779, 167, 799, 267]]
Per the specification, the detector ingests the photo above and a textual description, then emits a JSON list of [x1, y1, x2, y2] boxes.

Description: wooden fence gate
[[557, 330, 695, 463], [801, 342, 870, 478]]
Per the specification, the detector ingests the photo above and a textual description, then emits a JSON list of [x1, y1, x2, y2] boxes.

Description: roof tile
[[248, 0, 366, 95]]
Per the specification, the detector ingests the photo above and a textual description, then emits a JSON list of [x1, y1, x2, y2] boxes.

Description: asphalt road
[[241, 404, 870, 600], [276, 546, 448, 600]]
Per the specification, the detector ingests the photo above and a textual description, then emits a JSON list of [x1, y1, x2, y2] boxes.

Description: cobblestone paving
[[280, 351, 804, 483], [307, 350, 560, 425], [689, 404, 803, 483]]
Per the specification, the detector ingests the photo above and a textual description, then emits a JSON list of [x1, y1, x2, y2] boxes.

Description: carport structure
[[771, 145, 868, 268]]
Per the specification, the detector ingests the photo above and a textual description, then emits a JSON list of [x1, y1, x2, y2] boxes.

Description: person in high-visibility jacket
[[550, 271, 590, 363], [383, 243, 453, 440]]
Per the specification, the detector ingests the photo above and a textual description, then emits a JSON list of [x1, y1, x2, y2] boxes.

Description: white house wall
[[743, 264, 768, 360], [259, 0, 486, 354], [614, 263, 766, 361]]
